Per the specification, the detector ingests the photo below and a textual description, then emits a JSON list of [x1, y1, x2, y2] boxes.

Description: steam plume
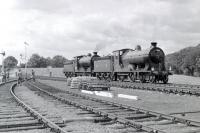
[[94, 43, 107, 52]]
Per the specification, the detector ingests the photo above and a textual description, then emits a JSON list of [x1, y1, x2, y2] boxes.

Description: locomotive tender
[[63, 42, 171, 83]]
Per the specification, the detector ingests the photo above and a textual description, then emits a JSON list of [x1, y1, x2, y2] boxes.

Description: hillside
[[166, 44, 200, 76]]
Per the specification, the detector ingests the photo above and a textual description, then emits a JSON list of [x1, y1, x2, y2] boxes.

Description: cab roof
[[112, 48, 133, 53]]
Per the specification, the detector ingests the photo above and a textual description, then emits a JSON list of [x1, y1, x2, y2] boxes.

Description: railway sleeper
[[123, 121, 143, 131], [106, 109, 131, 113], [0, 114, 31, 119], [110, 81, 200, 97], [0, 112, 27, 116], [157, 120, 179, 126], [0, 121, 41, 129], [96, 107, 122, 111], [94, 117, 112, 123], [0, 125, 45, 132], [0, 117, 35, 123], [112, 111, 142, 116], [76, 112, 95, 115], [135, 116, 163, 123], [125, 114, 155, 120], [0, 110, 22, 114], [100, 120, 117, 125]]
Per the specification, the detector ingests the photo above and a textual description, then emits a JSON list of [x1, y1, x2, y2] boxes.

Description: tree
[[20, 63, 25, 68], [3, 56, 18, 70], [39, 56, 49, 67], [196, 57, 200, 68], [195, 56, 200, 76], [28, 54, 40, 67], [183, 54, 195, 75], [27, 54, 67, 68], [28, 54, 49, 68], [166, 43, 200, 76], [51, 55, 67, 67], [46, 57, 52, 66]]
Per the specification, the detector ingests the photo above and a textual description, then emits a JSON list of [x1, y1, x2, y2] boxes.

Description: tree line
[[1, 54, 68, 71], [25, 54, 68, 68], [2, 44, 200, 77], [166, 44, 200, 76]]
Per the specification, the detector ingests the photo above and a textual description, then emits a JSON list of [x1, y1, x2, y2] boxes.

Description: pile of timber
[[70, 76, 109, 90], [67, 78, 72, 86]]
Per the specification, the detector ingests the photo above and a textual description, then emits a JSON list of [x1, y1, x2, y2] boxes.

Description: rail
[[36, 76, 200, 96], [27, 81, 200, 133], [0, 79, 17, 86], [10, 82, 68, 133]]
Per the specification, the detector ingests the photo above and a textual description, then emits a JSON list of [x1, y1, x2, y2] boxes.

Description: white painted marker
[[81, 90, 94, 95], [94, 91, 113, 98], [118, 94, 138, 100]]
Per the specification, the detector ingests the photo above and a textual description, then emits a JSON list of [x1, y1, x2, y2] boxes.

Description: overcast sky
[[0, 0, 200, 64]]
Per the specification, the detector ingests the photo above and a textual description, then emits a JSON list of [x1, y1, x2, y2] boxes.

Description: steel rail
[[27, 82, 162, 133], [36, 76, 200, 88], [33, 81, 200, 126], [36, 76, 66, 81], [28, 81, 200, 133], [108, 81, 200, 96], [0, 79, 17, 86], [62, 88, 200, 127], [10, 83, 68, 133], [36, 76, 200, 96]]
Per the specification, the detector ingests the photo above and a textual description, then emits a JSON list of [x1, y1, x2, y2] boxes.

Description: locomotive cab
[[113, 48, 133, 67]]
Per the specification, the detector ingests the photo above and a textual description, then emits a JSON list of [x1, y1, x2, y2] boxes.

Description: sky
[[0, 0, 200, 64]]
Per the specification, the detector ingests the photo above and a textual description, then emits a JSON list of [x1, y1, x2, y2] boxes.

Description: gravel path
[[38, 79, 200, 122], [15, 84, 139, 133]]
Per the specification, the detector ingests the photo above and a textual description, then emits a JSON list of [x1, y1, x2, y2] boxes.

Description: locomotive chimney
[[135, 45, 141, 51], [93, 52, 98, 55], [151, 42, 157, 47]]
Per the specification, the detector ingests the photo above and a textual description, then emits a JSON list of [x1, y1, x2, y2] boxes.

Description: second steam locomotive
[[63, 42, 171, 83]]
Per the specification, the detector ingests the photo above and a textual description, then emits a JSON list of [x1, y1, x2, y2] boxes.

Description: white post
[[24, 42, 29, 79], [0, 52, 5, 73], [20, 54, 22, 68], [1, 55, 4, 74], [0, 51, 5, 82]]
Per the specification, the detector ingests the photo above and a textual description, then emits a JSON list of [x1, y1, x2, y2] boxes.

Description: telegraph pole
[[24, 42, 29, 79], [0, 51, 5, 82], [0, 51, 5, 72], [20, 54, 23, 67]]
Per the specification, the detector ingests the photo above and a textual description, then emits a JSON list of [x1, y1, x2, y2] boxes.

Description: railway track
[[37, 76, 200, 97], [27, 81, 200, 133], [0, 80, 67, 133], [0, 81, 43, 132], [107, 81, 200, 96]]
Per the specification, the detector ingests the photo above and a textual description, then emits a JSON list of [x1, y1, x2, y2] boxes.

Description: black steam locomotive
[[63, 42, 171, 83]]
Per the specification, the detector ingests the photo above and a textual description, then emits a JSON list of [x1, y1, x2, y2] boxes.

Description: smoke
[[94, 43, 107, 52]]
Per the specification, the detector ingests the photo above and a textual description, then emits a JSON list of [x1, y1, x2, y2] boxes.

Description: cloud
[[0, 0, 200, 64], [15, 0, 71, 14]]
